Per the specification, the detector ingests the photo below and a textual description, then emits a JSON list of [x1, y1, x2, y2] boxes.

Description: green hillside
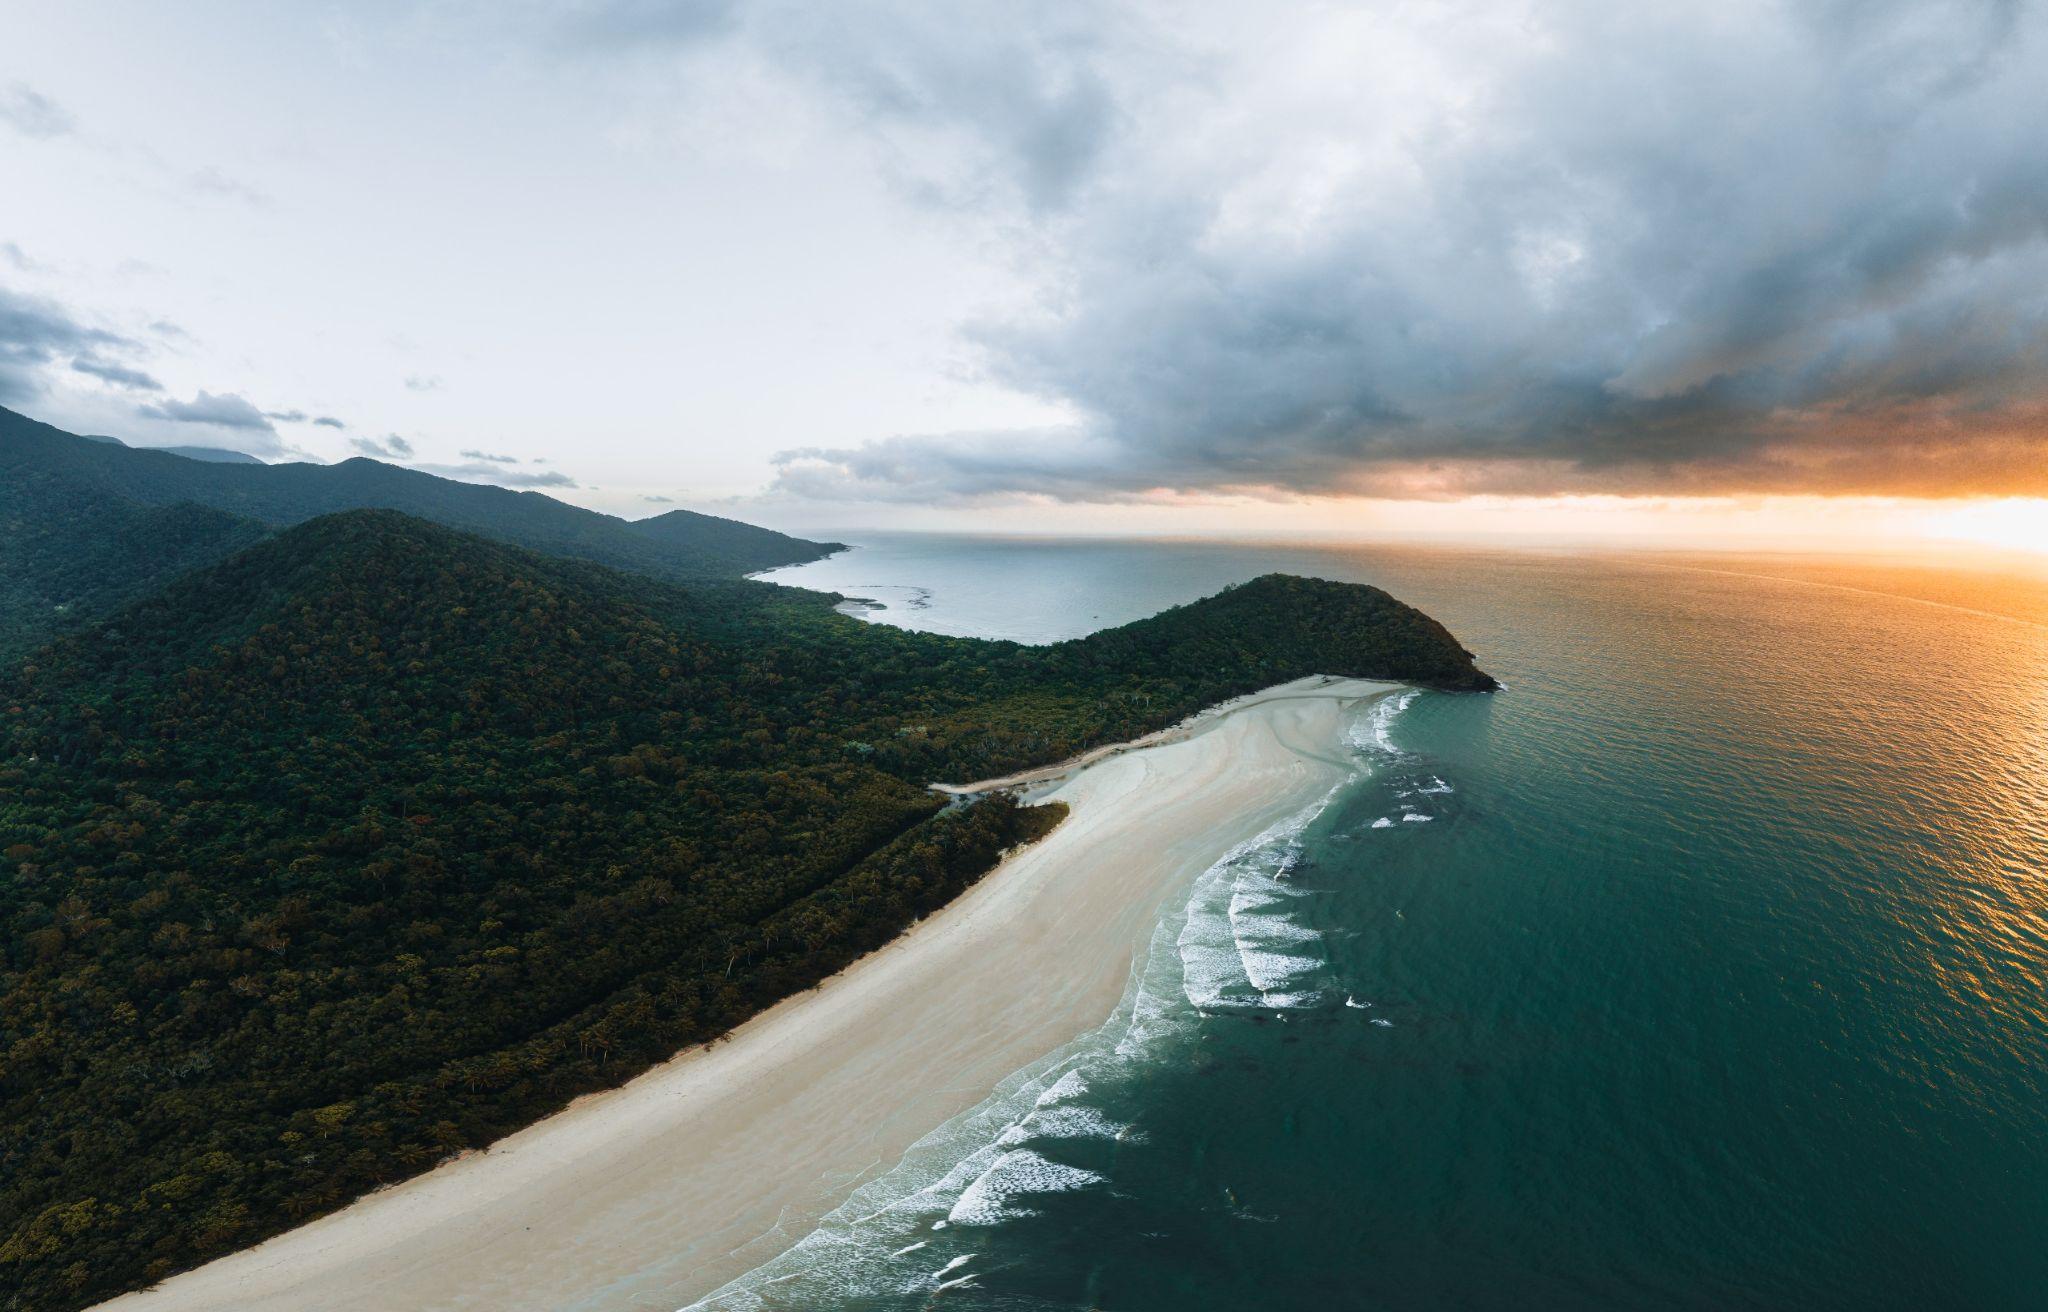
[[72, 435, 262, 464], [0, 406, 840, 624], [0, 468, 270, 662], [627, 505, 845, 575], [0, 510, 1490, 1308], [157, 446, 265, 465]]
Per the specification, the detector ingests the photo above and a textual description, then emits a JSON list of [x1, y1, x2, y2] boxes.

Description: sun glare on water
[[1920, 499, 2048, 556]]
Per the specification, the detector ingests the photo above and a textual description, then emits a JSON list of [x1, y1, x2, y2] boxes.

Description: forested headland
[[0, 488, 1491, 1308]]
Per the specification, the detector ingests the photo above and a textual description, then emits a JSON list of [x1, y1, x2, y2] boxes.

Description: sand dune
[[98, 675, 1397, 1312]]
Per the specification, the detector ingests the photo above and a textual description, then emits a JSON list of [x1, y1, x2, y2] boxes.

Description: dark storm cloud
[[624, 0, 2048, 501], [139, 390, 276, 432]]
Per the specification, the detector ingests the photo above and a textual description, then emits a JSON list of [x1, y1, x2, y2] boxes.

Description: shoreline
[[933, 672, 1384, 797], [98, 674, 1400, 1312]]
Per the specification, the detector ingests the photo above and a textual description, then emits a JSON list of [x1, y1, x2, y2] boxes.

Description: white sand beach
[[98, 675, 1398, 1312]]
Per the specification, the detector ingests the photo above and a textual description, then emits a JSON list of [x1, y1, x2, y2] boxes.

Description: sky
[[4, 0, 2047, 549]]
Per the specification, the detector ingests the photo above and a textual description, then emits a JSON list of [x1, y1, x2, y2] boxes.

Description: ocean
[[695, 536, 2048, 1311]]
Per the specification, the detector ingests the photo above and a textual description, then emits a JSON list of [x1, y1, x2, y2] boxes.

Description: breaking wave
[[683, 687, 1427, 1310]]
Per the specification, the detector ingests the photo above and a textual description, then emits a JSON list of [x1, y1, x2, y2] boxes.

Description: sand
[[97, 675, 1398, 1312]]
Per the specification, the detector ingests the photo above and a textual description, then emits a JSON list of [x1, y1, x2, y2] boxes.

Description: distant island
[[0, 406, 1491, 1311]]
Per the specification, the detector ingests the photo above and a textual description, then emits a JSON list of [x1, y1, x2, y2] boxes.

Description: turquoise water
[[707, 537, 2048, 1311]]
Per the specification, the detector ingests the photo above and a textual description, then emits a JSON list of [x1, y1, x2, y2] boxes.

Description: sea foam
[[949, 1150, 1104, 1225], [684, 688, 1426, 1310]]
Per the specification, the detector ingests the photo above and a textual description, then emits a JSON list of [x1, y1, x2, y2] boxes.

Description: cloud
[[593, 0, 2048, 501], [0, 288, 256, 431], [403, 373, 442, 392], [186, 166, 268, 206], [71, 353, 164, 392], [268, 409, 352, 432], [414, 461, 579, 489], [2, 242, 37, 271], [560, 0, 740, 50], [333, 434, 569, 488], [350, 433, 415, 459], [0, 83, 74, 139], [138, 390, 277, 432], [642, 494, 674, 503], [480, 468, 576, 488], [0, 286, 132, 403]]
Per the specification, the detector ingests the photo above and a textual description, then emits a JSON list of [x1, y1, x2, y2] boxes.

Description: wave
[[947, 1151, 1104, 1226], [1348, 687, 1419, 755], [684, 688, 1424, 1310], [1175, 787, 1344, 1012]]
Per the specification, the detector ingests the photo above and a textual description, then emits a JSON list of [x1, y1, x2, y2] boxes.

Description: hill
[[157, 446, 265, 465], [627, 505, 844, 575], [0, 404, 839, 604], [75, 435, 261, 464], [0, 467, 270, 662], [0, 510, 1490, 1308]]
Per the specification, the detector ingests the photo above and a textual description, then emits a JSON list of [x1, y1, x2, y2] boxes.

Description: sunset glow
[[799, 492, 2048, 558], [1918, 498, 2048, 557]]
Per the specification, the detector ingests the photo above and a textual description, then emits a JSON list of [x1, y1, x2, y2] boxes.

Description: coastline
[[97, 675, 1399, 1312], [934, 672, 1387, 797]]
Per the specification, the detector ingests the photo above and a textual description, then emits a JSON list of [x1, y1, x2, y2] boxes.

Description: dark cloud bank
[[0, 286, 147, 404], [140, 390, 275, 432], [594, 0, 2048, 502]]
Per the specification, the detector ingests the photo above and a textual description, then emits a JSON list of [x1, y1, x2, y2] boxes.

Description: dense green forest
[[0, 405, 841, 660], [0, 509, 1490, 1310], [0, 470, 269, 663]]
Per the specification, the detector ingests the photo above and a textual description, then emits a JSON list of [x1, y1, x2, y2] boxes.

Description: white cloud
[[0, 83, 75, 139]]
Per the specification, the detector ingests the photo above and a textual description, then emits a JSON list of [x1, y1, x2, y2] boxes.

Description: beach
[[97, 675, 1399, 1312]]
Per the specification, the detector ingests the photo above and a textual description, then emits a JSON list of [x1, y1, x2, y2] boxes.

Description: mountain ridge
[[0, 404, 841, 660], [0, 404, 839, 581]]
